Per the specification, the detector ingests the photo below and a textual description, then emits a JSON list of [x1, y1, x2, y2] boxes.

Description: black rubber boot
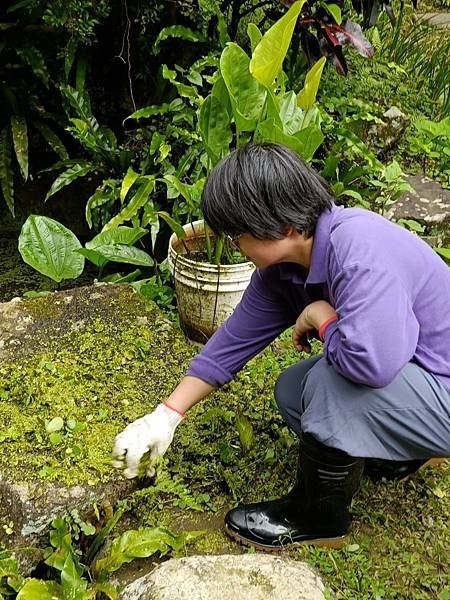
[[364, 458, 440, 482], [225, 434, 364, 550]]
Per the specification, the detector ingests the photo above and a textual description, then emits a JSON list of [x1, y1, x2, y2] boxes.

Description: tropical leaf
[[220, 43, 266, 132], [0, 127, 14, 216], [124, 103, 172, 122], [16, 578, 64, 599], [297, 57, 326, 110], [247, 23, 262, 53], [300, 28, 322, 65], [18, 215, 85, 282], [154, 25, 207, 52], [86, 226, 147, 249], [103, 178, 155, 230], [327, 21, 374, 58], [45, 162, 95, 202], [250, 0, 306, 87], [156, 211, 186, 239], [85, 185, 117, 228], [34, 122, 69, 160], [198, 95, 232, 165], [95, 527, 203, 578], [278, 91, 304, 134], [120, 167, 140, 203], [10, 115, 28, 180], [81, 244, 154, 267], [324, 3, 342, 24]]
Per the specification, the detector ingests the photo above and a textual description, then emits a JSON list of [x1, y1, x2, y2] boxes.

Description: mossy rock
[[0, 283, 194, 569]]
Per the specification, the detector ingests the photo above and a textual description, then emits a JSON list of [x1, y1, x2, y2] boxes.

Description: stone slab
[[0, 284, 193, 571], [417, 12, 450, 27], [119, 554, 325, 600], [385, 175, 450, 225]]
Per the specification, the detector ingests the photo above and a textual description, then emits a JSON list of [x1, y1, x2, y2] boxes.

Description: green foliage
[[250, 0, 305, 87], [0, 17, 69, 216], [1, 504, 202, 600], [128, 8, 326, 265], [411, 116, 450, 188], [18, 216, 85, 283]]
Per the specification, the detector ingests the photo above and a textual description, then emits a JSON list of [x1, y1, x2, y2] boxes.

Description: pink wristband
[[163, 402, 186, 417], [319, 316, 338, 341]]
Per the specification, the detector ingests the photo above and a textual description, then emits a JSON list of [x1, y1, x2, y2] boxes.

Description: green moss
[[0, 291, 195, 486]]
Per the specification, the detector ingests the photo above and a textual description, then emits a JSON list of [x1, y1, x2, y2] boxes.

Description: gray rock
[[0, 284, 193, 572], [417, 13, 450, 28], [385, 175, 450, 225], [119, 554, 325, 600]]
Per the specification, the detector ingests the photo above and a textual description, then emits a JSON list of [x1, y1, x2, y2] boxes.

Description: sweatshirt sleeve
[[324, 263, 419, 388], [186, 268, 297, 387]]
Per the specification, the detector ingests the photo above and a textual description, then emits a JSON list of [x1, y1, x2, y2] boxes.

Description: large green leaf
[[120, 167, 140, 203], [296, 56, 326, 110], [250, 0, 305, 87], [45, 162, 95, 202], [16, 578, 63, 599], [220, 43, 266, 132], [86, 226, 147, 249], [278, 91, 305, 135], [156, 211, 186, 239], [95, 527, 203, 578], [19, 215, 85, 282], [256, 118, 305, 156], [256, 118, 323, 161], [94, 527, 173, 576], [154, 25, 206, 52], [10, 116, 28, 180], [0, 126, 14, 216], [61, 554, 88, 596], [34, 122, 69, 160], [85, 186, 117, 229], [247, 23, 262, 53], [124, 103, 171, 122], [103, 178, 155, 231], [84, 244, 154, 267], [76, 248, 108, 268], [293, 125, 324, 161], [198, 95, 232, 165], [211, 76, 232, 119]]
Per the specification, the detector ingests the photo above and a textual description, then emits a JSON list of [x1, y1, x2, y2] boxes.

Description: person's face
[[231, 230, 302, 268]]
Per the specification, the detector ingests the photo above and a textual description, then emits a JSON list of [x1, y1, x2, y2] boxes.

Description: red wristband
[[319, 316, 338, 341], [163, 402, 186, 417]]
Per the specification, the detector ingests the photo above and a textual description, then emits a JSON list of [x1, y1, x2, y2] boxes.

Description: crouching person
[[112, 143, 450, 550]]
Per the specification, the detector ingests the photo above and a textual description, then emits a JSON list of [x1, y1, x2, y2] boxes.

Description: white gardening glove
[[112, 404, 183, 479]]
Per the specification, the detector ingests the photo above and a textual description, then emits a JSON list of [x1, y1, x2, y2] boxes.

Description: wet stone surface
[[385, 175, 450, 225], [118, 554, 326, 600]]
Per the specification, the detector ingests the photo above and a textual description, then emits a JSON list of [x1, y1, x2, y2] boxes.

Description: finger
[[112, 434, 128, 461], [123, 446, 146, 479]]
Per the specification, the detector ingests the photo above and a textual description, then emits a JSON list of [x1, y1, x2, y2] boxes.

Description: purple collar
[[278, 204, 338, 285]]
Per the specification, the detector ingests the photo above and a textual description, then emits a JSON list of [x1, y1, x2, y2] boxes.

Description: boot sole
[[225, 524, 348, 552], [400, 458, 446, 482]]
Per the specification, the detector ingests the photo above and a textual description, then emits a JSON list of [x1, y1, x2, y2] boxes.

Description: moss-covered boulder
[[0, 284, 194, 568]]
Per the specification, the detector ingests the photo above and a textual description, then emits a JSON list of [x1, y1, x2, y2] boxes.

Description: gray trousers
[[275, 356, 450, 460]]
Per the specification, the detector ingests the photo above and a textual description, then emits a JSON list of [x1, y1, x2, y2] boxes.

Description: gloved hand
[[112, 404, 184, 479]]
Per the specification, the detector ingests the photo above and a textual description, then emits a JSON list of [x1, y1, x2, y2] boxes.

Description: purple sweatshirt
[[187, 204, 450, 390]]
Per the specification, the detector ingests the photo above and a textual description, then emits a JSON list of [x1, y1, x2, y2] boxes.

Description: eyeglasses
[[226, 233, 243, 251]]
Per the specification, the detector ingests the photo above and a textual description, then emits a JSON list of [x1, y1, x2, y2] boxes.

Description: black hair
[[201, 142, 335, 239]]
